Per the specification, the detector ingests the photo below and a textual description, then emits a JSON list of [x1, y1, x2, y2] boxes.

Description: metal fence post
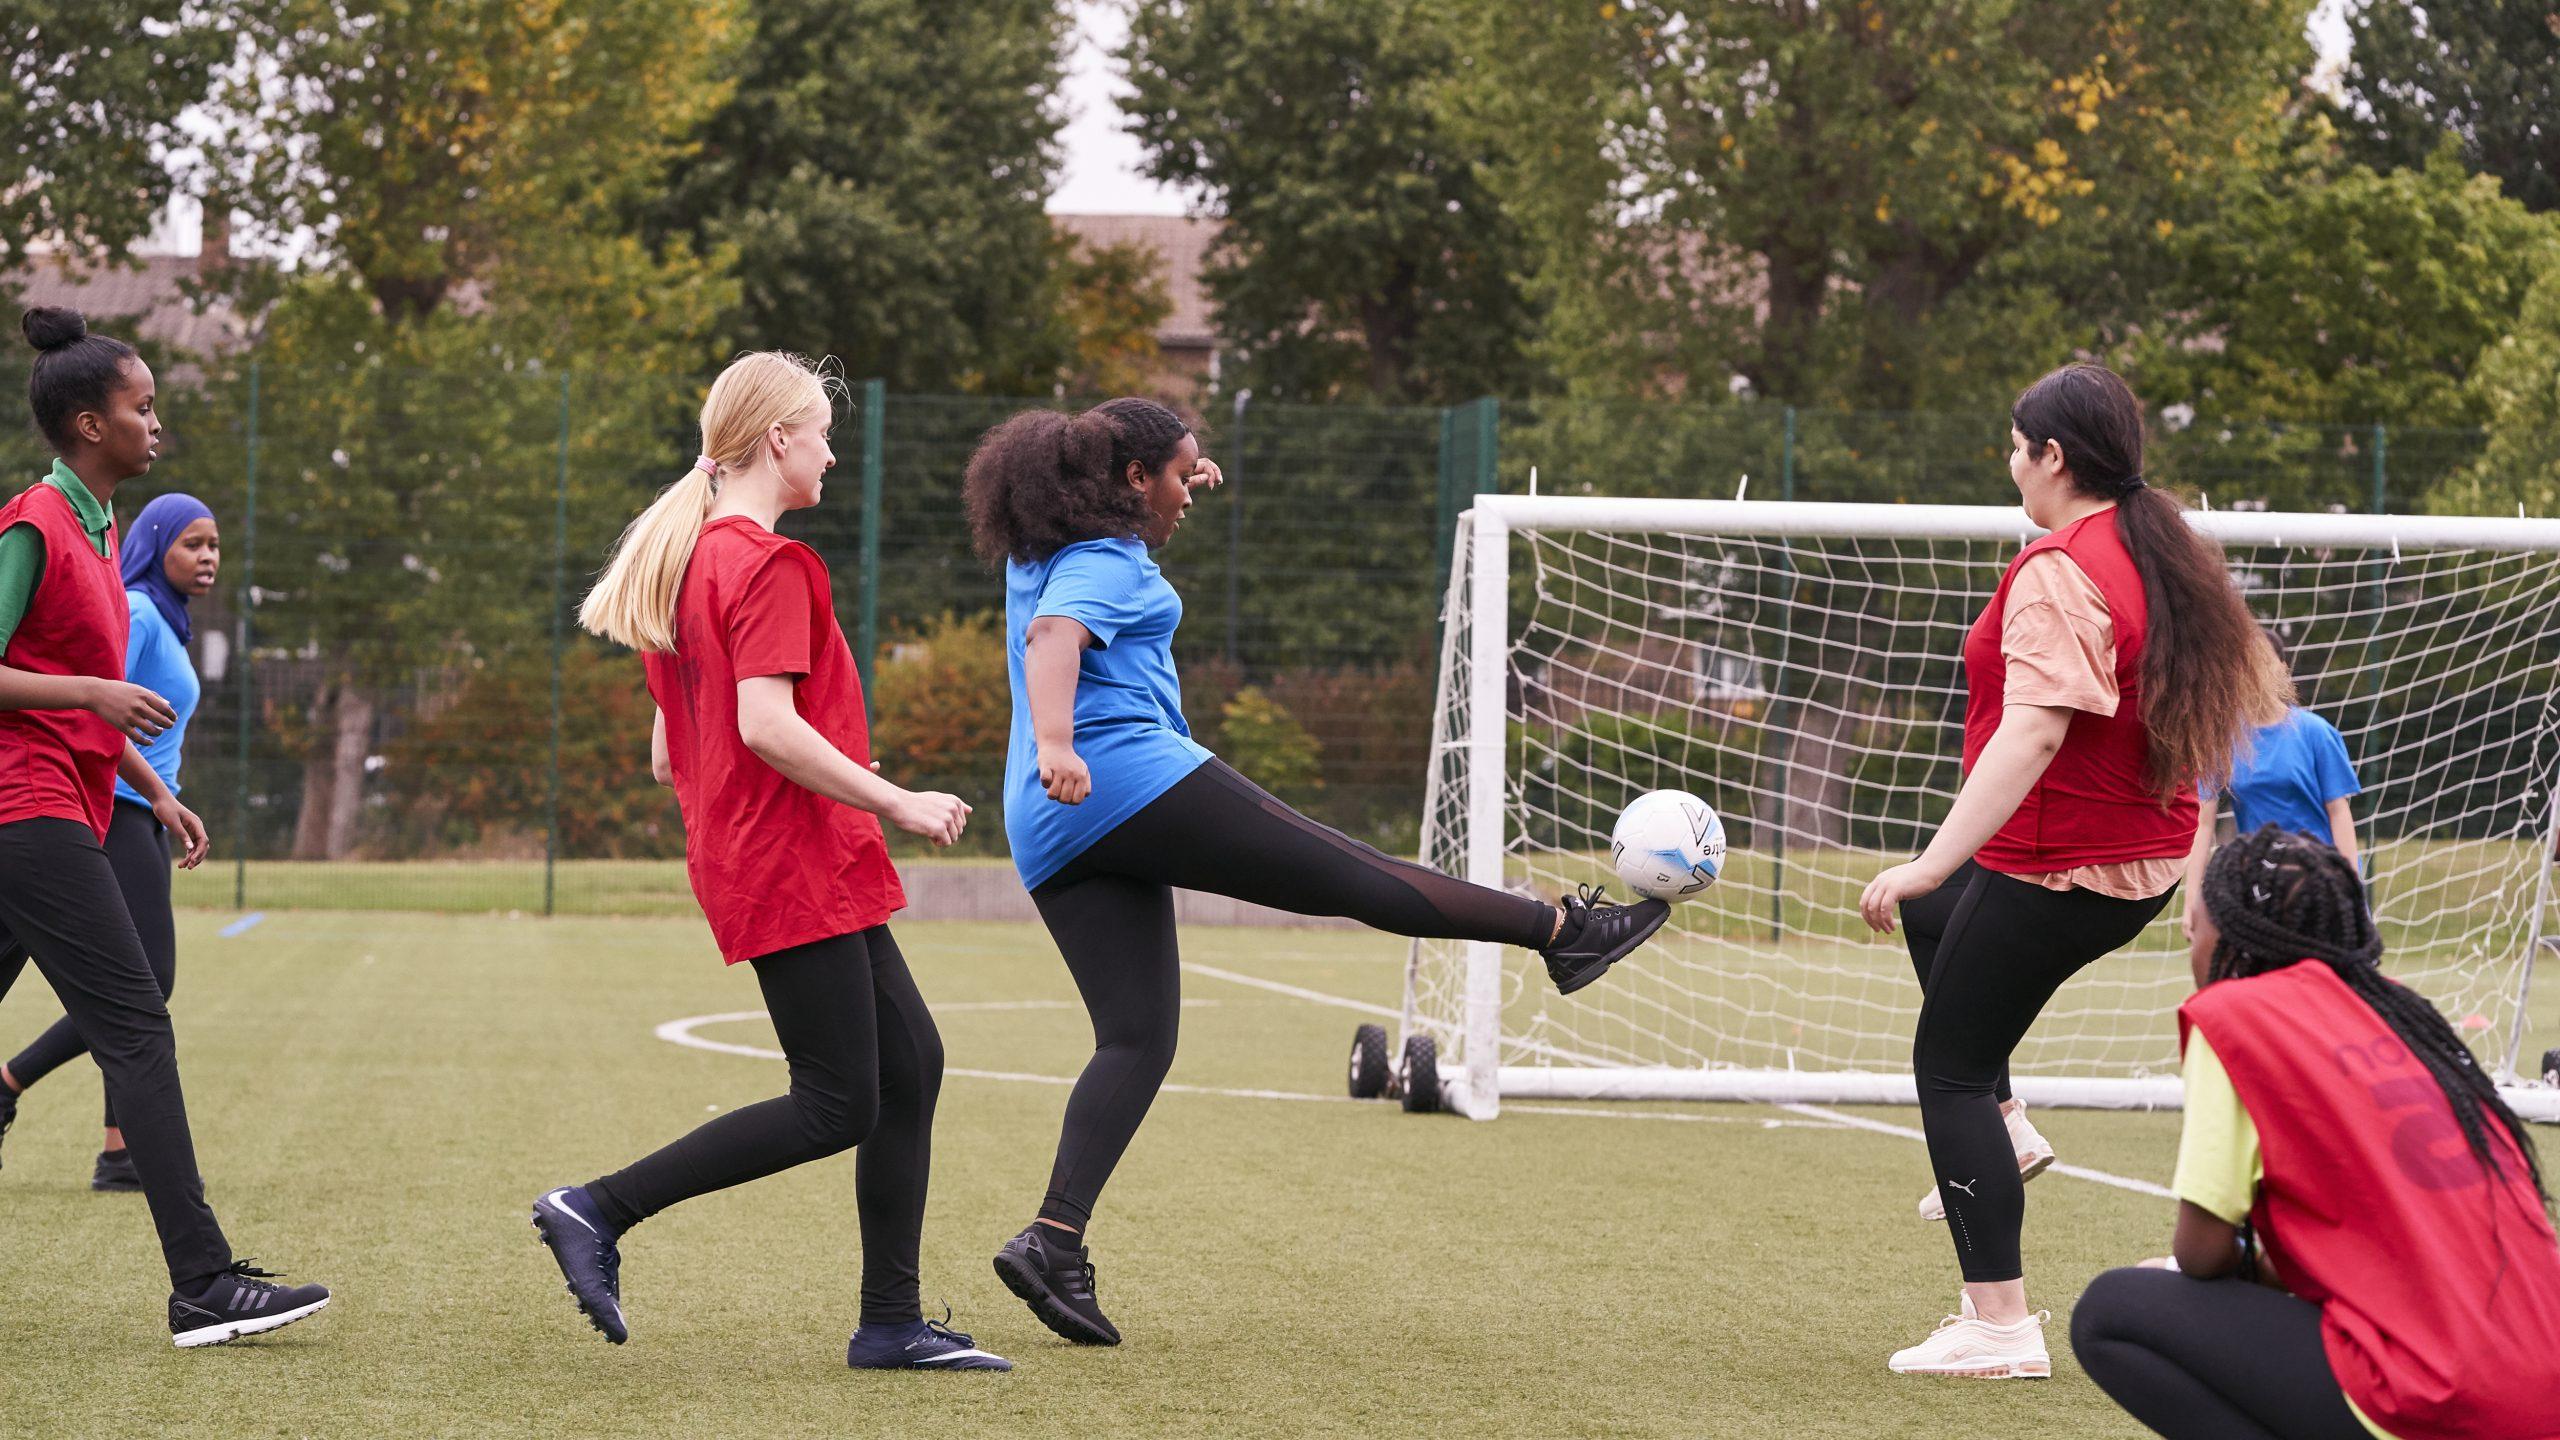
[[1226, 389, 1250, 667], [1434, 405, 1461, 585], [544, 373, 570, 917], [2371, 421, 2388, 514], [1781, 405, 1797, 502], [1771, 404, 1797, 938], [856, 379, 885, 710], [1470, 396, 1500, 495], [233, 361, 259, 910]]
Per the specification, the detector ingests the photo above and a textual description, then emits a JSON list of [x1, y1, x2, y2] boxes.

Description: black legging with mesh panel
[[1030, 758, 1555, 1229]]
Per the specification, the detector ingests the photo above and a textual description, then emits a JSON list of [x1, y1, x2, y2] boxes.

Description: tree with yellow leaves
[[1436, 0, 2314, 408]]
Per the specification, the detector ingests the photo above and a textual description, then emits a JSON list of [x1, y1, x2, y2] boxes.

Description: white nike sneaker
[[1918, 1103, 2060, 1220], [1887, 1293, 2052, 1379]]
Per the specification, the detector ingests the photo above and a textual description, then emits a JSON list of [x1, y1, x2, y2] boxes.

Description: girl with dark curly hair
[[2075, 826, 2560, 1439], [969, 397, 1670, 1348]]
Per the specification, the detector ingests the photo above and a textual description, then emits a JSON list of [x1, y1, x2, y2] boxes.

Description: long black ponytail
[[2202, 824, 2548, 1207]]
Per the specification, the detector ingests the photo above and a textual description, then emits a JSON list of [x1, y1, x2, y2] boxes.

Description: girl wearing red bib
[[531, 352, 1007, 1372], [1859, 364, 2290, 1377], [2077, 826, 2560, 1439], [0, 307, 330, 1347]]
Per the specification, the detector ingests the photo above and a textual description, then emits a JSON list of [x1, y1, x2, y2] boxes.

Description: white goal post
[[1404, 494, 2560, 1123]]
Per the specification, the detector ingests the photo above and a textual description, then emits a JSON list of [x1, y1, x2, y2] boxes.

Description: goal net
[[1405, 495, 2560, 1121]]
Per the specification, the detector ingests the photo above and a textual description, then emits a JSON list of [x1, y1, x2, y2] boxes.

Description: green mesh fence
[[0, 355, 2526, 914]]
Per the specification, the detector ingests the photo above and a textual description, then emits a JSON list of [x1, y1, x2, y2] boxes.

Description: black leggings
[[1899, 860, 2168, 1282], [8, 802, 175, 1128], [2072, 1267, 2369, 1440], [585, 927, 943, 1328], [1029, 758, 1554, 1229], [0, 817, 231, 1289]]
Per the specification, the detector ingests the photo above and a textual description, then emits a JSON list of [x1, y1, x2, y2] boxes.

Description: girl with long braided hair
[[2075, 825, 2560, 1439]]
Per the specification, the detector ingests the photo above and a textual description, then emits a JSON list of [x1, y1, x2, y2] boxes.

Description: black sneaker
[[0, 1083, 17, 1171], [1541, 884, 1671, 995], [92, 1148, 142, 1193], [992, 1224, 1119, 1346], [846, 1313, 1013, 1371], [532, 1184, 627, 1344], [168, 1260, 331, 1348]]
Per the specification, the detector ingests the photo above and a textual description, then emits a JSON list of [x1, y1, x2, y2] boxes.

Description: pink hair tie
[[694, 455, 718, 477]]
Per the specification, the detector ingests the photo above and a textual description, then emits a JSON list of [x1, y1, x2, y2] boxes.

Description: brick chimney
[[197, 209, 232, 279]]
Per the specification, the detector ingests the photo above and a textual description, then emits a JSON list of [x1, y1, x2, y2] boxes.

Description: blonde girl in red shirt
[[532, 352, 1006, 1372]]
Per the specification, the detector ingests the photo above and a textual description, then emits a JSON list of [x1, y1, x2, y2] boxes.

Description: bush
[[869, 611, 1013, 854], [1219, 686, 1323, 801], [378, 642, 681, 859]]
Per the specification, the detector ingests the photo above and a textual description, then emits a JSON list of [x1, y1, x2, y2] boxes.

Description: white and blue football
[[1609, 790, 1727, 901]]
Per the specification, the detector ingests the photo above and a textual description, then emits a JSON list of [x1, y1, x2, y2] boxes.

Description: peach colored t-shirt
[[1994, 549, 2183, 901]]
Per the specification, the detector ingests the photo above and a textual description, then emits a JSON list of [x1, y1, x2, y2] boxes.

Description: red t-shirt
[[642, 516, 904, 963]]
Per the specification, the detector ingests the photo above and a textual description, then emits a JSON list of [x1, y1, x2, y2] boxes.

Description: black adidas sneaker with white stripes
[[1541, 884, 1671, 995], [993, 1224, 1120, 1346], [168, 1261, 331, 1348]]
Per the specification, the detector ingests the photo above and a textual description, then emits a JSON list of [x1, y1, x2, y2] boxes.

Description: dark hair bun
[[21, 306, 88, 353]]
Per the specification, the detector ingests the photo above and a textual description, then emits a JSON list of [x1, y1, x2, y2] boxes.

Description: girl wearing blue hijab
[[0, 492, 219, 1192]]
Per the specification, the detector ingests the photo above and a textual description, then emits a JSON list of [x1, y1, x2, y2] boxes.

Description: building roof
[[5, 252, 249, 359], [1053, 213, 1220, 348]]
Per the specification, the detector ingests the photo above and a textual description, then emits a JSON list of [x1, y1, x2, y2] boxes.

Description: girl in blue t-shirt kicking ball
[[2180, 626, 2362, 942], [965, 397, 1672, 1348], [0, 491, 219, 1194]]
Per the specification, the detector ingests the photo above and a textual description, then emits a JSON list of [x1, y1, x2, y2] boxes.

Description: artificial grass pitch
[[2, 910, 2243, 1437]]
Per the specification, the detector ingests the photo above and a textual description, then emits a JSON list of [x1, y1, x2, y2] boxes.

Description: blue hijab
[[121, 492, 215, 646]]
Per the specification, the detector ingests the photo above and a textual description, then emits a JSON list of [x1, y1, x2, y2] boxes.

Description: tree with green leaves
[[1437, 0, 2315, 410], [202, 0, 742, 858], [2333, 0, 2560, 213], [2435, 259, 2560, 518], [1, 0, 227, 272], [653, 0, 1144, 393], [2128, 133, 2557, 431], [1121, 0, 1541, 404]]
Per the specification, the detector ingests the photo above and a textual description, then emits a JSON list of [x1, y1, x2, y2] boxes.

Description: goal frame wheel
[[1400, 1034, 1442, 1113], [1348, 1023, 1390, 1099]]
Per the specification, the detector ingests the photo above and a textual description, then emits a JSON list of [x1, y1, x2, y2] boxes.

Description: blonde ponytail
[[578, 351, 836, 652]]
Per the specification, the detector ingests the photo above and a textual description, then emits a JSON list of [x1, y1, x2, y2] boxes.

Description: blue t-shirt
[[1003, 538, 1212, 887], [114, 590, 201, 809], [2215, 706, 2359, 841]]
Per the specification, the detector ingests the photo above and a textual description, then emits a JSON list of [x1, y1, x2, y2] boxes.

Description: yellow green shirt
[[2174, 1029, 2400, 1440]]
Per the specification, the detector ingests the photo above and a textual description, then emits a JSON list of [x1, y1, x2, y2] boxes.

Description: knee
[[2068, 1266, 2152, 1355], [1910, 1026, 1998, 1101], [793, 1082, 878, 1156]]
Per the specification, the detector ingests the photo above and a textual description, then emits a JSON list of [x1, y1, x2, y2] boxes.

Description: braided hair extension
[[2202, 824, 2549, 1207]]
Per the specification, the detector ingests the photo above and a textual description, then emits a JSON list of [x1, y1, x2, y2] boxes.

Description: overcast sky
[[1048, 1, 1187, 215]]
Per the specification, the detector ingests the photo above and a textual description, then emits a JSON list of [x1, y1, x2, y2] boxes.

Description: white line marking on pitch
[[1178, 962, 1402, 1019], [1778, 1102, 2175, 1200], [651, 1012, 1840, 1126]]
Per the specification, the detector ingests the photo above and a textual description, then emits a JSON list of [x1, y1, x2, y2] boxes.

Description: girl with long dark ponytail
[[2074, 825, 2560, 1440], [1859, 362, 2291, 1379]]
